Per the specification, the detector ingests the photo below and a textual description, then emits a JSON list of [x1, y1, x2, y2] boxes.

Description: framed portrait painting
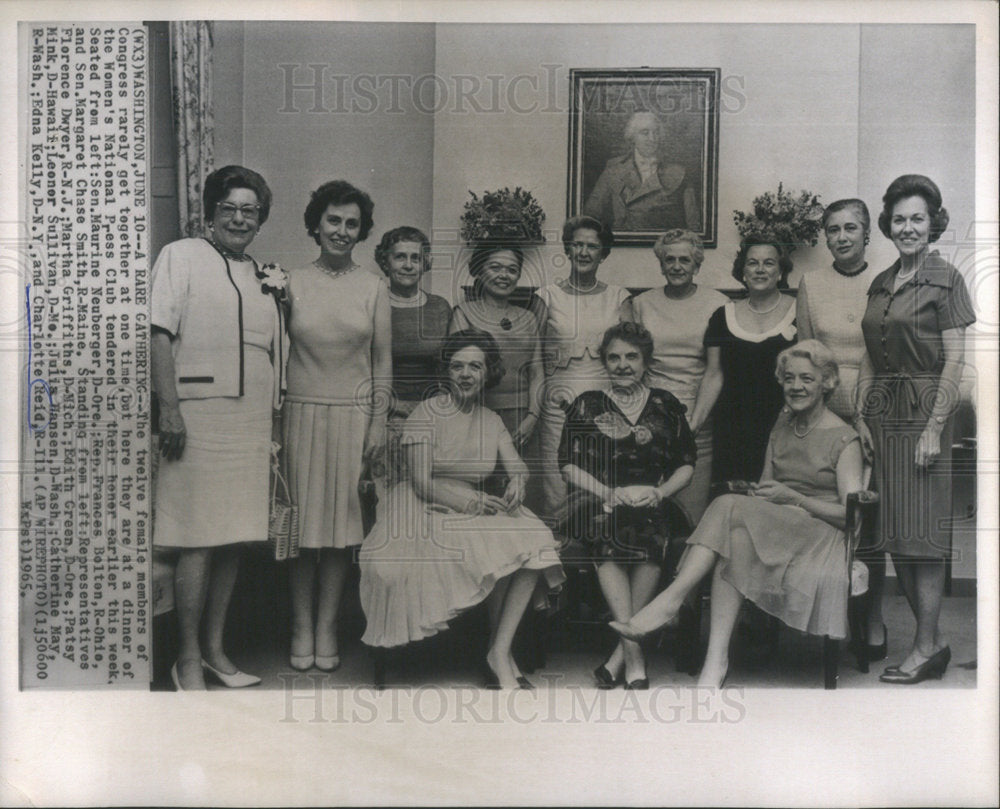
[[568, 68, 720, 247]]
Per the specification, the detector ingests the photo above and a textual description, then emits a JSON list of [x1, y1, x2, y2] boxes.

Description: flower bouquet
[[460, 186, 546, 245], [732, 183, 824, 252]]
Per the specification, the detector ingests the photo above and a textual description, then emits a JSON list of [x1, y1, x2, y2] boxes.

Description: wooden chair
[[701, 480, 879, 689]]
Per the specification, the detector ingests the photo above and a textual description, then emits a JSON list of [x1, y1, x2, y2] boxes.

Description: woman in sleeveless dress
[[611, 341, 864, 688], [632, 229, 729, 523], [359, 330, 564, 689], [283, 180, 391, 673]]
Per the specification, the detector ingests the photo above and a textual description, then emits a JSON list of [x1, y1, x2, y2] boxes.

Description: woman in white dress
[[151, 165, 286, 690], [537, 216, 632, 520], [359, 330, 564, 689]]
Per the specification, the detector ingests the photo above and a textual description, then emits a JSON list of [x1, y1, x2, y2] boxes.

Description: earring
[[864, 235, 870, 245]]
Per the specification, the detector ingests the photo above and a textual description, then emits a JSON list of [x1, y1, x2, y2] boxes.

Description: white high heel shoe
[[201, 659, 262, 688]]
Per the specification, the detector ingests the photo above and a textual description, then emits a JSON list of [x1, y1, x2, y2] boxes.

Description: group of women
[[151, 167, 975, 690]]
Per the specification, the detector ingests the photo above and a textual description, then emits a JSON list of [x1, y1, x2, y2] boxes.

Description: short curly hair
[[731, 236, 793, 289], [775, 339, 840, 401], [652, 229, 704, 268], [562, 215, 614, 259], [203, 165, 273, 224], [598, 321, 654, 367], [374, 226, 432, 273], [303, 180, 375, 244], [877, 174, 949, 243], [439, 329, 506, 391]]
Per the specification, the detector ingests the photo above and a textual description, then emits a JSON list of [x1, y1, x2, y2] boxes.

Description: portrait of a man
[[583, 110, 701, 233], [568, 68, 720, 246]]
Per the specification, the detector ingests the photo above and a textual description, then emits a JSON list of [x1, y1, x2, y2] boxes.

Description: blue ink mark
[[25, 284, 53, 433]]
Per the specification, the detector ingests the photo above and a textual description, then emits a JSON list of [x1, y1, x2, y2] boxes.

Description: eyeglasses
[[217, 202, 262, 219]]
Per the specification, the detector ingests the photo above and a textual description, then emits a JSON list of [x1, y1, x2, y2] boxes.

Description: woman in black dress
[[707, 236, 797, 483], [559, 322, 695, 689]]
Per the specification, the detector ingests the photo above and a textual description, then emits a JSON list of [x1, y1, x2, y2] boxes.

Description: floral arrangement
[[732, 183, 824, 251], [460, 186, 546, 244]]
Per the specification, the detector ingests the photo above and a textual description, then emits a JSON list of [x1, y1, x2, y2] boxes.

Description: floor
[[152, 552, 978, 691]]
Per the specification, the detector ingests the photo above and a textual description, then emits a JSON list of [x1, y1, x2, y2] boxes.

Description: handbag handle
[[270, 442, 292, 504]]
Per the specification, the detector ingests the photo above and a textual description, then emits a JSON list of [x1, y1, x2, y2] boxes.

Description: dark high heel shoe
[[593, 659, 624, 689], [879, 646, 950, 685], [481, 660, 502, 690], [623, 677, 649, 691], [516, 676, 535, 690]]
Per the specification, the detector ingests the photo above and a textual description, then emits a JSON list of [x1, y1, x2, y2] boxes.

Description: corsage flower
[[632, 425, 653, 445], [257, 262, 289, 300]]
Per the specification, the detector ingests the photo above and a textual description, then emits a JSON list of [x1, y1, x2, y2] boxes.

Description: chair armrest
[[846, 490, 879, 549], [710, 480, 754, 499]]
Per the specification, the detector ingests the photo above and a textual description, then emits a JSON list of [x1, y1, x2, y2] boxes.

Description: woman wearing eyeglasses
[[282, 180, 392, 674], [151, 165, 287, 690]]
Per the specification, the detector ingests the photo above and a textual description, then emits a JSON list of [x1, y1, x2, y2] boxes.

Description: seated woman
[[610, 340, 864, 688], [359, 329, 564, 689], [560, 322, 695, 689]]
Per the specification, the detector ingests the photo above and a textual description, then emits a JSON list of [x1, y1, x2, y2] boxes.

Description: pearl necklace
[[388, 289, 427, 308], [564, 276, 600, 293], [314, 259, 357, 279], [747, 293, 783, 315], [792, 416, 820, 439]]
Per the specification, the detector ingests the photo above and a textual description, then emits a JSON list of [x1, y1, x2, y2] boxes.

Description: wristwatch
[[932, 415, 947, 425]]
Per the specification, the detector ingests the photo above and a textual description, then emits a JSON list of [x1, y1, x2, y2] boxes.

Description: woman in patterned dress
[[560, 322, 695, 689]]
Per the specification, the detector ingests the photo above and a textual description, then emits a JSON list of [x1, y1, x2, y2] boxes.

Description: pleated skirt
[[282, 400, 370, 549], [358, 481, 565, 648]]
